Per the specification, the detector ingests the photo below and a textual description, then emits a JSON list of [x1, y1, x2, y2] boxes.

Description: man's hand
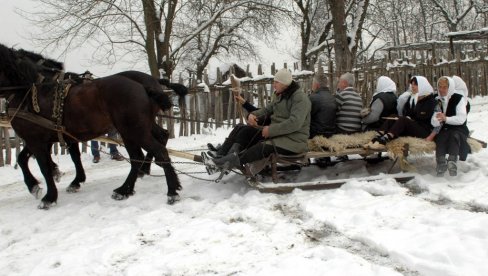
[[247, 114, 258, 127], [262, 126, 270, 138]]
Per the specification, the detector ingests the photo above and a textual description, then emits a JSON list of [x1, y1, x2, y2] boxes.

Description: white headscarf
[[374, 76, 396, 95], [451, 75, 468, 99], [414, 76, 434, 97]]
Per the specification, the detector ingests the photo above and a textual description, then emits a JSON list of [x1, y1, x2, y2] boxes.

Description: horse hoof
[[66, 185, 80, 193], [111, 192, 129, 200], [167, 195, 180, 205], [38, 201, 56, 210], [30, 185, 42, 199]]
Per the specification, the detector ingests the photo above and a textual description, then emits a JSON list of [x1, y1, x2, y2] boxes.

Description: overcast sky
[[1, 0, 299, 78], [0, 0, 143, 77]]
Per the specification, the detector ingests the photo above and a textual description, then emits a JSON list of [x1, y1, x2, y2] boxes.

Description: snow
[[1, 106, 488, 275]]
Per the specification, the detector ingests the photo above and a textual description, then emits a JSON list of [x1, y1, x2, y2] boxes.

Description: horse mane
[[0, 43, 63, 86], [16, 49, 64, 71]]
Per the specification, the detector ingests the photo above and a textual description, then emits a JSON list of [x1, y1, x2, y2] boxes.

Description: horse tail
[[116, 71, 174, 112], [159, 79, 188, 107], [146, 87, 172, 111]]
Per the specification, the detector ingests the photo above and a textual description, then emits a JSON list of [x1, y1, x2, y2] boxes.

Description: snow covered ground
[[1, 97, 488, 276]]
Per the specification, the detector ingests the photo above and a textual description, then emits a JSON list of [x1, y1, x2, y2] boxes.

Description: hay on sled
[[309, 132, 484, 160]]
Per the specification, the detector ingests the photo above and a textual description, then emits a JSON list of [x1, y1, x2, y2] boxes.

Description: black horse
[[0, 44, 182, 209]]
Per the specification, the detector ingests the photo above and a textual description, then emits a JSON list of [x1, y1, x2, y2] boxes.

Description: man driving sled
[[202, 68, 311, 176]]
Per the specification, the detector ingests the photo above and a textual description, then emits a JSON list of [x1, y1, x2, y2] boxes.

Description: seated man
[[431, 76, 470, 176], [309, 72, 336, 138], [361, 76, 398, 131], [335, 72, 363, 134], [309, 72, 336, 167], [365, 76, 437, 149], [202, 68, 311, 175]]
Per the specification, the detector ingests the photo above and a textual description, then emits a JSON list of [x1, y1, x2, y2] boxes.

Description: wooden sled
[[247, 173, 416, 194]]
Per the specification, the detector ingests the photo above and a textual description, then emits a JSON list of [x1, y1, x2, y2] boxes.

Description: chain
[[94, 145, 222, 182], [157, 113, 240, 127]]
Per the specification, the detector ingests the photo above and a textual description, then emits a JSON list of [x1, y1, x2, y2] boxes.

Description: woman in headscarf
[[361, 76, 398, 130], [365, 76, 437, 149], [430, 76, 470, 176]]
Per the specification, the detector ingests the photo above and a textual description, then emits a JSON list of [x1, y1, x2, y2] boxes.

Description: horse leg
[[143, 140, 181, 205], [148, 123, 182, 204], [66, 143, 86, 193], [139, 152, 152, 177], [46, 144, 62, 183], [17, 147, 42, 199], [112, 143, 144, 200], [139, 123, 169, 177], [138, 124, 169, 176], [139, 123, 171, 177], [30, 145, 58, 209]]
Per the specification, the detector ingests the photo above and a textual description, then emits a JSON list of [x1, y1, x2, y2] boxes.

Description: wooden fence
[[1, 55, 488, 166]]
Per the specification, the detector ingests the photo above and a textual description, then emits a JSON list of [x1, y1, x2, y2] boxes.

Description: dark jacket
[[439, 93, 471, 160], [252, 81, 311, 153], [403, 93, 436, 133], [309, 87, 336, 138], [366, 92, 398, 130]]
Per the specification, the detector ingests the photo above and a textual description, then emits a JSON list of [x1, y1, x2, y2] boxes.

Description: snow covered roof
[[446, 28, 488, 40], [382, 40, 480, 51]]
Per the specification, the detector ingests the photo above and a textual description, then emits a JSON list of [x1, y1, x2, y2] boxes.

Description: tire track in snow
[[398, 180, 488, 214], [273, 201, 421, 276]]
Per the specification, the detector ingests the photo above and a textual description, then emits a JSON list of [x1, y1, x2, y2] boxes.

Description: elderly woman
[[431, 76, 470, 176], [365, 76, 437, 149], [361, 76, 398, 130]]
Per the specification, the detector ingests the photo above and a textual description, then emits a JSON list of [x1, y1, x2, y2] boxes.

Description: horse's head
[[0, 44, 29, 91], [0, 44, 64, 95]]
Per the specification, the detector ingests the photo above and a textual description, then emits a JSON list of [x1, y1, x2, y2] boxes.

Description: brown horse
[[0, 44, 182, 209]]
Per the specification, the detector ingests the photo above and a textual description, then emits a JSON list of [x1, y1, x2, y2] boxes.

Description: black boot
[[447, 155, 458, 176], [207, 139, 233, 158], [207, 143, 222, 152], [213, 151, 241, 171], [436, 156, 447, 177], [365, 133, 393, 150]]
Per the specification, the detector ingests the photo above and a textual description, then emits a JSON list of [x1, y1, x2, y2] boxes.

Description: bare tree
[[26, 0, 284, 78], [328, 0, 370, 73], [177, 1, 286, 80], [430, 0, 476, 32], [292, 0, 333, 70]]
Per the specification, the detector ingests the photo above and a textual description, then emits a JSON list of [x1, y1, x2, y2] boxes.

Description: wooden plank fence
[[1, 55, 488, 167]]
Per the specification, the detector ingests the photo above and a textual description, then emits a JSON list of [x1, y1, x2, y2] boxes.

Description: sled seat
[[244, 145, 409, 183]]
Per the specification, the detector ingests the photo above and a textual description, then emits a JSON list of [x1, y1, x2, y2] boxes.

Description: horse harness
[[6, 71, 91, 147]]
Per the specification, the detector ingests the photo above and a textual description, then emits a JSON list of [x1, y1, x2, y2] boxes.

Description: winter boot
[[207, 143, 222, 152], [447, 155, 458, 176], [201, 152, 219, 175], [364, 133, 393, 150], [213, 151, 241, 171], [227, 143, 241, 155], [436, 156, 447, 177]]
